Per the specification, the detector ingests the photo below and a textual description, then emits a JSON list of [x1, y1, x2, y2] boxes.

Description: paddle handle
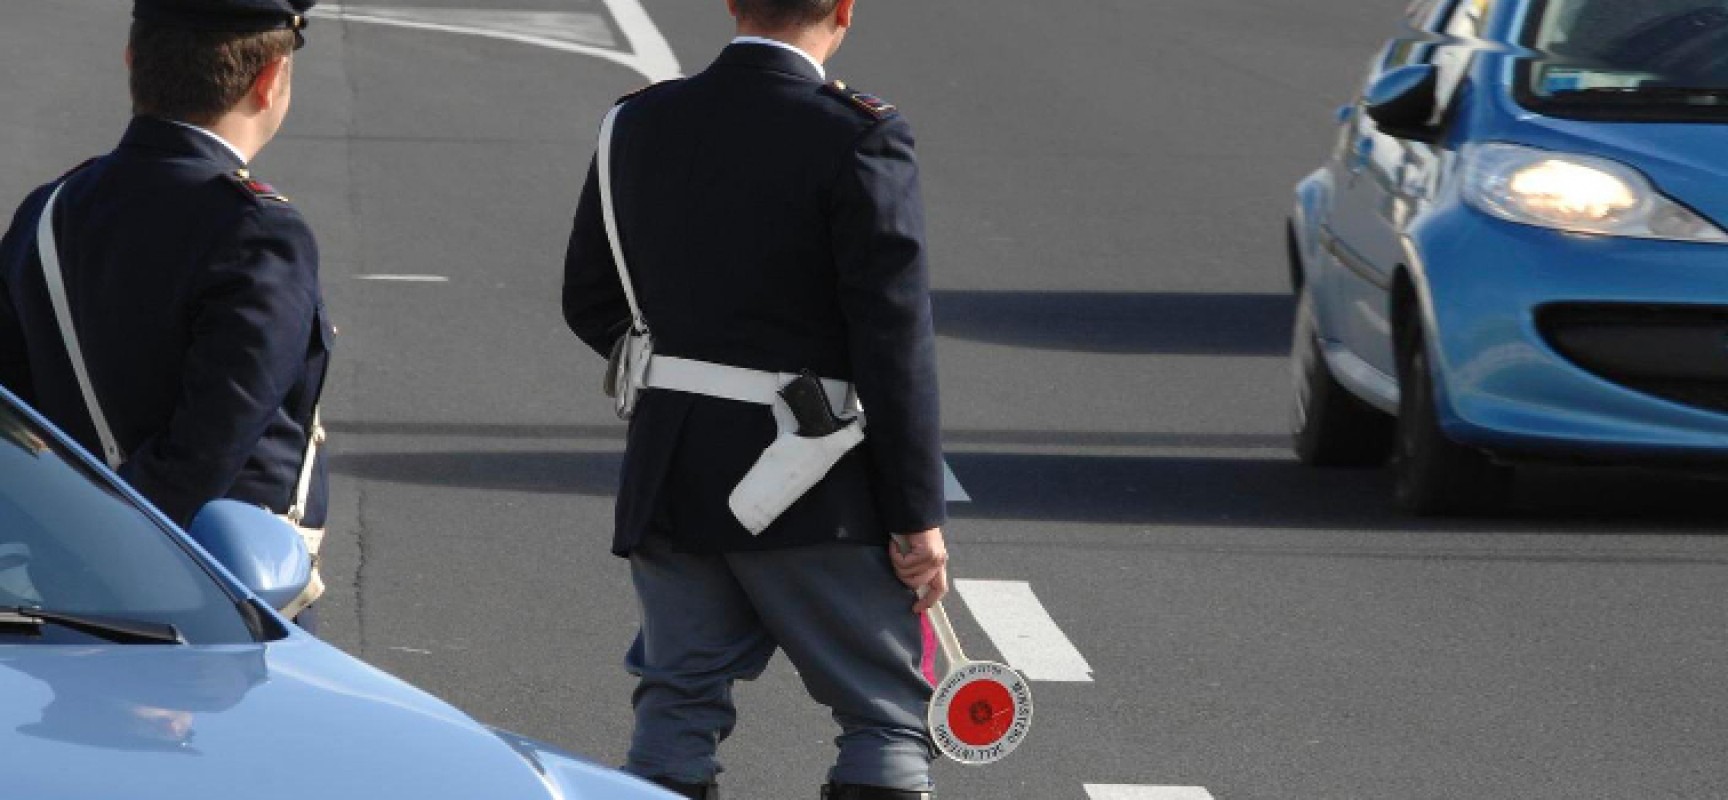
[[926, 600, 969, 666]]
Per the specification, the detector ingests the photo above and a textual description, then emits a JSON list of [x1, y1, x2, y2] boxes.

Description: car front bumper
[[1411, 206, 1728, 461]]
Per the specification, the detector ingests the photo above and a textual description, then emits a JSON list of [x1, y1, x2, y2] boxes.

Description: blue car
[[0, 388, 672, 799], [1289, 0, 1728, 513]]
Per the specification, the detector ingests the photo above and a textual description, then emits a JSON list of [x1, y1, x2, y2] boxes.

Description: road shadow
[[932, 290, 1294, 355], [325, 421, 1723, 536], [330, 450, 622, 496], [946, 452, 1727, 534], [324, 419, 1288, 451]]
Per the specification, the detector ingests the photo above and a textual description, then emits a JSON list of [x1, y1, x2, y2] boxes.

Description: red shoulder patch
[[821, 80, 899, 120], [227, 169, 290, 203]]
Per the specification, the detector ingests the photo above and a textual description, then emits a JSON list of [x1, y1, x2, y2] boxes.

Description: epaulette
[[821, 80, 899, 120], [225, 168, 289, 203], [616, 78, 682, 106]]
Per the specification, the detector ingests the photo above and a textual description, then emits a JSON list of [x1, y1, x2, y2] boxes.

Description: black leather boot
[[650, 778, 720, 799], [820, 783, 934, 800]]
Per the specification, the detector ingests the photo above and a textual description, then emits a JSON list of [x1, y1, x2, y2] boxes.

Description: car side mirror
[[1365, 64, 1441, 143], [187, 500, 312, 615]]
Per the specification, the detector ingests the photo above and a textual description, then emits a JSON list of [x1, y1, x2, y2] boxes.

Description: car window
[[1518, 0, 1728, 120], [0, 400, 254, 644]]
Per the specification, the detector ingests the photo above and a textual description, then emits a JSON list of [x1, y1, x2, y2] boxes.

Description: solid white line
[[953, 580, 1094, 682], [1085, 786, 1215, 800], [354, 274, 450, 283], [313, 4, 682, 83]]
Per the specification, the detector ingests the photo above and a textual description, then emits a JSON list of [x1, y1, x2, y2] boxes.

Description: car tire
[[1392, 328, 1511, 515], [1290, 289, 1394, 466]]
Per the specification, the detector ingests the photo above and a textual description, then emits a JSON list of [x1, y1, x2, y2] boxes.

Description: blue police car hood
[[0, 638, 607, 798], [1505, 115, 1728, 229]]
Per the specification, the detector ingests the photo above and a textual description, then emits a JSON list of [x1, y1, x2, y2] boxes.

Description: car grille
[[1538, 303, 1728, 416]]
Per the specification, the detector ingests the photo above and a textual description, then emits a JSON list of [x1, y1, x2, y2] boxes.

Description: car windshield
[[1521, 0, 1728, 119], [0, 398, 254, 645]]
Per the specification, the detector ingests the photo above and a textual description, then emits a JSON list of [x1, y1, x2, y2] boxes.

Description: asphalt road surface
[[5, 2, 1728, 798]]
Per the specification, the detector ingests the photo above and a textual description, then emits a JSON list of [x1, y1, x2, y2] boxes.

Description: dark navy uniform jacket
[[0, 116, 331, 528], [563, 43, 945, 556]]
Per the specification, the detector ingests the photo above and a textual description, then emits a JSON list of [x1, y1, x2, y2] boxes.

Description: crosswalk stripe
[[953, 580, 1093, 682], [1084, 785, 1216, 800]]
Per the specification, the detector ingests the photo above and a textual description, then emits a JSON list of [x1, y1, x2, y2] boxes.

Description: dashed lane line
[[1085, 786, 1216, 800], [353, 274, 449, 282], [953, 580, 1094, 682]]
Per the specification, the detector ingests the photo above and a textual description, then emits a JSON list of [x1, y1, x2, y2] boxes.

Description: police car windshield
[[1522, 0, 1728, 117], [0, 397, 254, 645]]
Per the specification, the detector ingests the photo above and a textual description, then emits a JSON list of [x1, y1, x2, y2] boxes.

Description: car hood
[[0, 639, 600, 798], [1505, 114, 1728, 228]]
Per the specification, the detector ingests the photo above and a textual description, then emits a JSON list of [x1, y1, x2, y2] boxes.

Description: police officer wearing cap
[[0, 0, 331, 627], [563, 1, 950, 798]]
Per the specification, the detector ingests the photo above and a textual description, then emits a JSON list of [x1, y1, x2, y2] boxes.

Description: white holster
[[645, 356, 867, 535], [729, 421, 866, 535]]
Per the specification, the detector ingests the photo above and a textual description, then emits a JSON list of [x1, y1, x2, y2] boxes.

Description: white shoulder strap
[[597, 104, 648, 334], [284, 406, 324, 525], [36, 183, 124, 469]]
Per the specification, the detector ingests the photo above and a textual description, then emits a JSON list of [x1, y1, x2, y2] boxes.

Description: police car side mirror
[[187, 500, 312, 614], [1365, 64, 1442, 144]]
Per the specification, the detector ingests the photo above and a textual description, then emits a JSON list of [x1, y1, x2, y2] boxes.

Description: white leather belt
[[646, 356, 857, 416]]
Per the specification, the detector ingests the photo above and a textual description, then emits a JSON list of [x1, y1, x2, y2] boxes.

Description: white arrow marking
[[1085, 786, 1216, 800], [953, 580, 1093, 682], [313, 2, 682, 83]]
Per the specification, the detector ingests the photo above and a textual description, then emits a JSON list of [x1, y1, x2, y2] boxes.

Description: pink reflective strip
[[920, 612, 938, 684]]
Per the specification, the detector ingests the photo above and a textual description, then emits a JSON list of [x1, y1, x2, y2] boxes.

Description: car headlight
[[1461, 143, 1727, 243]]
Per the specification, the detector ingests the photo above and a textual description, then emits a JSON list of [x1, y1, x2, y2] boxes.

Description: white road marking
[[599, 0, 683, 83], [943, 461, 970, 503], [1085, 786, 1216, 800], [953, 580, 1094, 682], [354, 274, 450, 283], [313, 2, 682, 83]]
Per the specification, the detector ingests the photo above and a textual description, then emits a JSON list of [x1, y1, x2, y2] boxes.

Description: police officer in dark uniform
[[0, 0, 331, 625], [563, 1, 950, 798]]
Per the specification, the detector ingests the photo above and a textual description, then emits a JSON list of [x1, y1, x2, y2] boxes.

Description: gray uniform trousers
[[624, 533, 937, 791]]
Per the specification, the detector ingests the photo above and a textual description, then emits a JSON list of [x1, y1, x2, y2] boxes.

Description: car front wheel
[[1392, 328, 1511, 514], [1291, 290, 1393, 466]]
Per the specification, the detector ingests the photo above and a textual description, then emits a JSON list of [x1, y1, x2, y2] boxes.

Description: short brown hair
[[128, 22, 296, 124], [735, 0, 841, 28]]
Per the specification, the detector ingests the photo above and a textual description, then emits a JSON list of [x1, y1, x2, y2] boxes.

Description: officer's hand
[[891, 529, 949, 614]]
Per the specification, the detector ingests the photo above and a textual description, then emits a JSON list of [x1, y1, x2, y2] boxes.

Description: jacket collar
[[116, 115, 247, 170], [713, 41, 826, 83]]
